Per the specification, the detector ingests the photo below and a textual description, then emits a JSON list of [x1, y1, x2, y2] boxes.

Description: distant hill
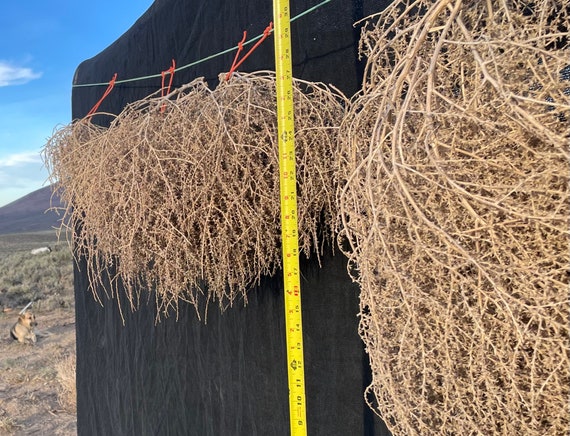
[[0, 186, 64, 235]]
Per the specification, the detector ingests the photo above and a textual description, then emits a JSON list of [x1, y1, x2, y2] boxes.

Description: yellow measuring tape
[[272, 1, 307, 435]]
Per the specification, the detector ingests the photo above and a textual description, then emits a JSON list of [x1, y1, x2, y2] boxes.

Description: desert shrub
[[338, 1, 569, 435], [56, 353, 77, 413], [0, 247, 73, 311], [44, 71, 346, 318]]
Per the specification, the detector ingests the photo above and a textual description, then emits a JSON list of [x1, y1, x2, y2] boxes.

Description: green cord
[[72, 0, 332, 87]]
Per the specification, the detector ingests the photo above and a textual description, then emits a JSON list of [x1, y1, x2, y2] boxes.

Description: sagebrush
[[0, 244, 73, 311]]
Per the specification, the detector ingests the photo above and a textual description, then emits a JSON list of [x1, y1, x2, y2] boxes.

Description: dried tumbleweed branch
[[338, 1, 569, 435], [44, 71, 346, 319]]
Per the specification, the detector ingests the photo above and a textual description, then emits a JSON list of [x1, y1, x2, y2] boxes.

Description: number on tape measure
[[273, 0, 307, 435]]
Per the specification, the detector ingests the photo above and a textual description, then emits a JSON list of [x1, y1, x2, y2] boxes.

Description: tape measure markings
[[273, 1, 307, 435]]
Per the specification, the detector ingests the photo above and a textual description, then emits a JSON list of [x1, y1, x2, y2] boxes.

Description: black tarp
[[72, 0, 393, 434]]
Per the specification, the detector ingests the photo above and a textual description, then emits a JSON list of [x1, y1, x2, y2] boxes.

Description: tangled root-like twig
[[338, 1, 569, 434], [45, 71, 346, 319]]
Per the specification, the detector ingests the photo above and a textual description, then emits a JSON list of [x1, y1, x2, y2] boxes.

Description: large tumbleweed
[[338, 1, 569, 434], [45, 71, 346, 319]]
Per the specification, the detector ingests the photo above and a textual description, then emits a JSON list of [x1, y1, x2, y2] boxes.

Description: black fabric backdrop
[[72, 0, 393, 434]]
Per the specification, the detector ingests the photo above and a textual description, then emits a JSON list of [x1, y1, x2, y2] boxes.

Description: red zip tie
[[225, 22, 273, 80], [86, 73, 117, 118], [225, 31, 247, 81], [160, 59, 176, 113]]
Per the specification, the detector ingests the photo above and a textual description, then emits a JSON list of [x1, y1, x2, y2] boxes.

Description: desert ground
[[0, 231, 76, 435]]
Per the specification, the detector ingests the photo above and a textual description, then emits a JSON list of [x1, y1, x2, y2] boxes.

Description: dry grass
[[44, 71, 346, 319], [0, 244, 74, 312], [55, 354, 76, 413], [0, 232, 75, 433], [338, 1, 569, 435], [0, 309, 76, 435], [0, 415, 19, 434]]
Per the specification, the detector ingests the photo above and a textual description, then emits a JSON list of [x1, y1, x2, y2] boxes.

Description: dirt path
[[0, 308, 76, 435]]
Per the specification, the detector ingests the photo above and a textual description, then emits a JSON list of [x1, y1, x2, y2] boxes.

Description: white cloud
[[0, 151, 41, 167], [0, 151, 48, 207], [0, 61, 42, 87]]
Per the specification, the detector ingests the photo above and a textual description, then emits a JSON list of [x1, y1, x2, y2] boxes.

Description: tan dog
[[10, 310, 38, 344]]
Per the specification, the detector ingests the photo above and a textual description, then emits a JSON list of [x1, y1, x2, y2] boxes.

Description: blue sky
[[0, 0, 154, 207]]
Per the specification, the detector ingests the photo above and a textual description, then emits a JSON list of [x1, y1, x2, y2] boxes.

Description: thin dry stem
[[339, 1, 569, 435], [44, 71, 346, 320]]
